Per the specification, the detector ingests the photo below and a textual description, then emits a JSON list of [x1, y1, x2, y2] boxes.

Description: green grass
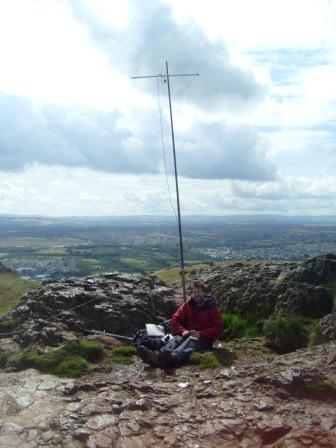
[[0, 272, 40, 314], [53, 356, 89, 377], [112, 345, 137, 356], [112, 345, 136, 365], [221, 312, 257, 340], [189, 352, 221, 369], [112, 355, 134, 365], [12, 339, 104, 378], [263, 316, 313, 352], [309, 321, 326, 346], [63, 339, 104, 362]]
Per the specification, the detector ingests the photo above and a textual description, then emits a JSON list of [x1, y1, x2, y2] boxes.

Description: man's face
[[192, 287, 205, 304]]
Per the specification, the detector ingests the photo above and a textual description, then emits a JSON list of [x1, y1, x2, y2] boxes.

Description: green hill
[[0, 263, 39, 314]]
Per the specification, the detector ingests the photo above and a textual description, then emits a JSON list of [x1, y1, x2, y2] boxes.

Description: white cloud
[[170, 0, 336, 51], [0, 0, 335, 215]]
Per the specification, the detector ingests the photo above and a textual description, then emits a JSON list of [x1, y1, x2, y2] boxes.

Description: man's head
[[191, 280, 207, 304]]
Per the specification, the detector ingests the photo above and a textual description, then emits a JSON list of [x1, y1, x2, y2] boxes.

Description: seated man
[[137, 280, 223, 368]]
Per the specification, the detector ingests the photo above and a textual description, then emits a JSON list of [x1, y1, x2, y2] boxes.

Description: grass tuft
[[53, 356, 88, 378], [63, 339, 104, 362], [262, 316, 312, 352], [221, 312, 256, 340], [189, 352, 221, 369], [112, 355, 134, 365], [112, 345, 137, 356], [309, 321, 326, 346], [112, 345, 136, 365]]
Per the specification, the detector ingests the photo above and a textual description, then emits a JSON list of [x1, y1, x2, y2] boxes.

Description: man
[[137, 280, 223, 368]]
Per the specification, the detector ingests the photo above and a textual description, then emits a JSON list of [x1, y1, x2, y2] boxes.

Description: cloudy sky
[[1, 0, 336, 216]]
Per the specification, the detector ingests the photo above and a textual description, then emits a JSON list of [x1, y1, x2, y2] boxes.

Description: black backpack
[[133, 320, 172, 350]]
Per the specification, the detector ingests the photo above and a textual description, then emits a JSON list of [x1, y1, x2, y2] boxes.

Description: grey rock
[[194, 255, 335, 321], [5, 272, 176, 347]]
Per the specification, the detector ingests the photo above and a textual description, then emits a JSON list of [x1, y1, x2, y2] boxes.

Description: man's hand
[[182, 330, 191, 337], [190, 330, 200, 339]]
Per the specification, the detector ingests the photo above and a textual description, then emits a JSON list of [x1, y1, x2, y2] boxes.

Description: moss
[[221, 313, 257, 340], [13, 339, 104, 378], [53, 356, 88, 378], [112, 345, 137, 357], [0, 351, 8, 368], [189, 352, 221, 369], [113, 355, 134, 365], [63, 339, 104, 362], [37, 349, 67, 373]]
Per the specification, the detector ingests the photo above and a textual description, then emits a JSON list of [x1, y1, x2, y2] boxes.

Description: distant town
[[1, 215, 336, 279]]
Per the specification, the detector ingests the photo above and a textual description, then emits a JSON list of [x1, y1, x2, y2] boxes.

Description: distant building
[[16, 267, 37, 277]]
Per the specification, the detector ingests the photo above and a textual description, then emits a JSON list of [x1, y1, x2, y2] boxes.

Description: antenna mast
[[132, 62, 199, 299]]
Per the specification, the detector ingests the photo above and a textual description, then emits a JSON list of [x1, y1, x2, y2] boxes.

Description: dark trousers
[[160, 335, 211, 364]]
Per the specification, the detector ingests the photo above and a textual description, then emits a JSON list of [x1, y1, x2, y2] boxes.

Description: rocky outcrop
[[1, 338, 335, 447], [2, 272, 177, 347], [320, 313, 336, 342], [194, 254, 335, 320]]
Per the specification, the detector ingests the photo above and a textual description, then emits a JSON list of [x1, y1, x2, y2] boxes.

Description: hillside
[[0, 263, 39, 314], [0, 255, 336, 446]]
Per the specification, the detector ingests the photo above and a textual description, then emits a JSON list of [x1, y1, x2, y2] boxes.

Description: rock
[[73, 428, 90, 441], [193, 255, 335, 320], [1, 341, 336, 447], [5, 272, 176, 347], [320, 313, 336, 342], [85, 414, 117, 430], [256, 419, 292, 444], [254, 400, 275, 412]]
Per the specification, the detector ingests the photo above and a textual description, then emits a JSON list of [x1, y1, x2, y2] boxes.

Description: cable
[[156, 76, 178, 222]]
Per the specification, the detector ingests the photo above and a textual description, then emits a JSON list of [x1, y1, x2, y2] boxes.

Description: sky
[[0, 0, 336, 216]]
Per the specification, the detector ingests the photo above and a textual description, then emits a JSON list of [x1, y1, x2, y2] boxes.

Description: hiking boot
[[137, 345, 160, 367], [158, 350, 173, 368]]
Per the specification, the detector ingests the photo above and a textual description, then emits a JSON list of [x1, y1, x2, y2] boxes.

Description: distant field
[[0, 272, 40, 314], [0, 237, 85, 248]]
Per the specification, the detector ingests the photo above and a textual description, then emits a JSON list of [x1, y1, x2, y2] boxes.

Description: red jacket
[[171, 296, 224, 343]]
